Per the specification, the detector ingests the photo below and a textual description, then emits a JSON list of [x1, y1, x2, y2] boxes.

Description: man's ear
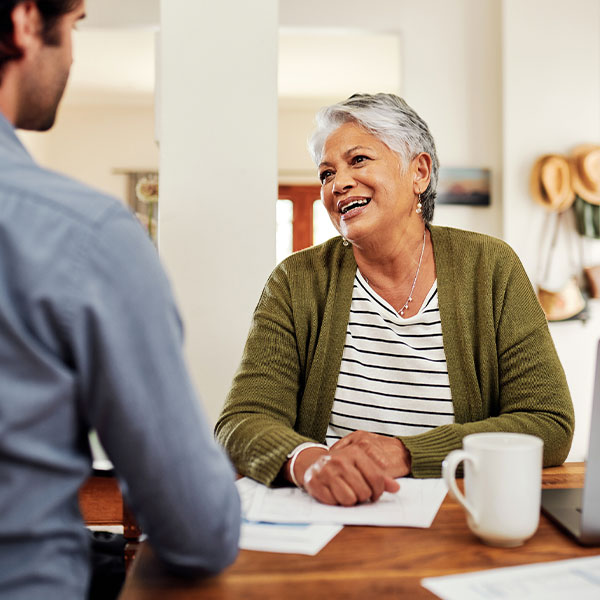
[[10, 1, 43, 55]]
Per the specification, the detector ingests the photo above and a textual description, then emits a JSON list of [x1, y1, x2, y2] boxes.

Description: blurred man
[[0, 1, 240, 598]]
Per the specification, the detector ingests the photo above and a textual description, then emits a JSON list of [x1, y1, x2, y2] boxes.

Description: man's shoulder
[[0, 161, 151, 282], [0, 159, 127, 228]]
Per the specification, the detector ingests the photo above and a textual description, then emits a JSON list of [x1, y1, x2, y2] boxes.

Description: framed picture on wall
[[437, 167, 491, 206]]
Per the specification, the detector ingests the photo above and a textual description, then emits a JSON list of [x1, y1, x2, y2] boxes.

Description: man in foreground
[[0, 1, 240, 598]]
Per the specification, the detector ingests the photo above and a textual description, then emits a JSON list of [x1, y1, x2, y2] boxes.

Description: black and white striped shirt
[[325, 271, 454, 446]]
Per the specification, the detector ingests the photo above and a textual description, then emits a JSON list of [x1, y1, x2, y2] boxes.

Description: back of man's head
[[0, 0, 84, 130], [0, 0, 80, 74]]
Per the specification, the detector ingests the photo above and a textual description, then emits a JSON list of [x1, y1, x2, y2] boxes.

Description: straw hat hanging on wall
[[570, 145, 600, 238], [530, 152, 586, 321], [572, 145, 600, 294], [571, 144, 600, 205], [530, 154, 575, 213]]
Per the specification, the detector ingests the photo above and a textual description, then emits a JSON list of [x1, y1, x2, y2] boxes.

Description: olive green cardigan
[[216, 226, 574, 483]]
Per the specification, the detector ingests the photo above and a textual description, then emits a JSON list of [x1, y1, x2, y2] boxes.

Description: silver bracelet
[[287, 442, 328, 488], [289, 450, 304, 488]]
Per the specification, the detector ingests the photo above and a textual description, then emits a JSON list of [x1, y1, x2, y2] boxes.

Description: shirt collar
[[0, 110, 35, 164]]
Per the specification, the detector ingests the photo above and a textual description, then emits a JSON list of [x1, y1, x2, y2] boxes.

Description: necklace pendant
[[398, 228, 426, 320]]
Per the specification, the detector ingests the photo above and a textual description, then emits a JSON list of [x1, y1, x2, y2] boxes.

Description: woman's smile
[[338, 196, 371, 219]]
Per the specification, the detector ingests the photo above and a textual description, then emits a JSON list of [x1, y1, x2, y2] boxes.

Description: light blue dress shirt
[[0, 113, 240, 599]]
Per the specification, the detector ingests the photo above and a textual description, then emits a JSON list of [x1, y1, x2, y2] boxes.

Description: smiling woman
[[216, 93, 575, 508]]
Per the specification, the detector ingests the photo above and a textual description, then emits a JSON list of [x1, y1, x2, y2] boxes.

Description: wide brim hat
[[571, 144, 600, 205], [530, 154, 575, 212]]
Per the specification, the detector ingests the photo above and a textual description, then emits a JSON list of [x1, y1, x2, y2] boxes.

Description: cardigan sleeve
[[400, 240, 575, 478], [215, 264, 318, 485]]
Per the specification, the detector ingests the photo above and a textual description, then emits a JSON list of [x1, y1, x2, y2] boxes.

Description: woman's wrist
[[285, 444, 329, 488], [395, 438, 412, 475]]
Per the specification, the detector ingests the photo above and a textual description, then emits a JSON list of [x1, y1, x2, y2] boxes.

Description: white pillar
[[158, 0, 278, 421]]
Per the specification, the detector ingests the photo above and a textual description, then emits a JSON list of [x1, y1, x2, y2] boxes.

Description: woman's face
[[318, 122, 423, 246]]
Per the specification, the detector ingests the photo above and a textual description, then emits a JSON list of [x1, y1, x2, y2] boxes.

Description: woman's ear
[[413, 153, 432, 194]]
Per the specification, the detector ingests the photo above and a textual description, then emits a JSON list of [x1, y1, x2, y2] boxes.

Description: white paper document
[[243, 477, 447, 527], [236, 478, 342, 555], [422, 555, 600, 600], [239, 520, 342, 556]]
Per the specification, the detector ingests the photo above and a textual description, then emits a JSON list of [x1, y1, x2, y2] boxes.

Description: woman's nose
[[332, 168, 355, 194]]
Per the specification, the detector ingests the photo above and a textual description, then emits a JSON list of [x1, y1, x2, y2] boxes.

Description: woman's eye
[[319, 170, 334, 183], [352, 155, 369, 165]]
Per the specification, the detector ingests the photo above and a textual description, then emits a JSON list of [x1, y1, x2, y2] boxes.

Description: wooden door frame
[[278, 184, 321, 252]]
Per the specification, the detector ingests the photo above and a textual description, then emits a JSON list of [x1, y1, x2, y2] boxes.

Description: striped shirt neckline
[[326, 272, 454, 446]]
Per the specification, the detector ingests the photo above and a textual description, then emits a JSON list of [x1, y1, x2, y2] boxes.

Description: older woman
[[216, 93, 574, 506]]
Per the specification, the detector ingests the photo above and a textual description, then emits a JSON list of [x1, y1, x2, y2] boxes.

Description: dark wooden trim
[[79, 475, 141, 540], [278, 185, 321, 252]]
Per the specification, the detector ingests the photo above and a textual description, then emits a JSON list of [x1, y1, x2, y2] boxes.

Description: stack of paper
[[236, 478, 341, 555], [236, 476, 447, 555], [244, 477, 447, 527]]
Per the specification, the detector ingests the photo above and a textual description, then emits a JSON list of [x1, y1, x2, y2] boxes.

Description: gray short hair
[[308, 93, 439, 223]]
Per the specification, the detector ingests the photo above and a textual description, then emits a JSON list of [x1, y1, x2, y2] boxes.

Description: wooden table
[[120, 463, 598, 599], [80, 471, 142, 568], [80, 473, 132, 535]]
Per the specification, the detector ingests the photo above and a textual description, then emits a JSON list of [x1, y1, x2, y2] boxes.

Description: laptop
[[541, 340, 600, 546]]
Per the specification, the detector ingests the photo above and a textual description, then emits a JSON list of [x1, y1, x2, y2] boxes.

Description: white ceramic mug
[[442, 432, 543, 547]]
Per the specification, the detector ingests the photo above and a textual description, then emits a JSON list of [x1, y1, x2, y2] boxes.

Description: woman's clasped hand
[[290, 431, 411, 506]]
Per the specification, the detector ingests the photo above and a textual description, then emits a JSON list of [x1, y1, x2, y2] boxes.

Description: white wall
[[158, 0, 278, 422], [278, 98, 327, 184], [19, 102, 157, 201], [502, 0, 600, 277], [84, 0, 158, 29], [502, 0, 600, 461]]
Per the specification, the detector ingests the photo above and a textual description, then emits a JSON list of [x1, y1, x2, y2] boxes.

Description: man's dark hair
[[0, 1, 80, 71]]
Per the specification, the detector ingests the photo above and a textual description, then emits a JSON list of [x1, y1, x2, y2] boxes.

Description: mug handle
[[442, 450, 479, 526]]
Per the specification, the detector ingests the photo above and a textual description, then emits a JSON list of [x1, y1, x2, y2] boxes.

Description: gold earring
[[342, 237, 349, 247], [416, 193, 423, 215]]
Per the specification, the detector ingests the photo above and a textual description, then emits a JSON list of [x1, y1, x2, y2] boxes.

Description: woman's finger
[[354, 452, 387, 501], [304, 447, 374, 505]]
